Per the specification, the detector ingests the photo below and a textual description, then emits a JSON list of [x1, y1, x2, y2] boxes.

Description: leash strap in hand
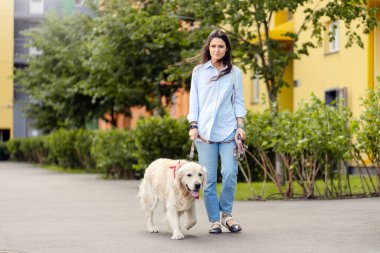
[[235, 134, 246, 161], [189, 141, 195, 161]]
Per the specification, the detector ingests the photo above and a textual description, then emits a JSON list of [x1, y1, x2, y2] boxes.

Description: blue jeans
[[195, 131, 238, 222]]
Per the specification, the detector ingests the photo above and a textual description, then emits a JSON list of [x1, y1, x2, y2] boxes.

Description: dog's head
[[176, 162, 206, 199]]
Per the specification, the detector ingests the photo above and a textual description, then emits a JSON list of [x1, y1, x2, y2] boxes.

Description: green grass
[[36, 164, 378, 200], [221, 175, 379, 200]]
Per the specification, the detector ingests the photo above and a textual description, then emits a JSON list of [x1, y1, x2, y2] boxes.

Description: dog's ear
[[174, 162, 187, 185], [201, 166, 207, 186]]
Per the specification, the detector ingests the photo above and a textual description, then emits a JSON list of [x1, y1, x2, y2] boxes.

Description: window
[[325, 87, 347, 107], [0, 129, 10, 142], [252, 72, 260, 104], [29, 0, 44, 14], [327, 21, 339, 53]]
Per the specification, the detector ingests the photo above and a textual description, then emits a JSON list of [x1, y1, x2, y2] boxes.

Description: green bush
[[244, 95, 353, 198], [0, 142, 9, 161], [19, 136, 50, 163], [134, 114, 190, 171], [351, 87, 380, 193], [6, 139, 25, 161], [91, 130, 137, 178], [74, 129, 95, 172], [273, 96, 352, 163], [244, 110, 274, 181], [354, 88, 380, 162], [273, 96, 352, 198], [47, 129, 82, 169]]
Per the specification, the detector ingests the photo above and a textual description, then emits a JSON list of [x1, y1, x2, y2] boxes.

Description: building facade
[[0, 0, 14, 141], [0, 0, 91, 140]]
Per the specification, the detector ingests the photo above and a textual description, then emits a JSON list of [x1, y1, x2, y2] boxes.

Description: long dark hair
[[201, 29, 233, 81]]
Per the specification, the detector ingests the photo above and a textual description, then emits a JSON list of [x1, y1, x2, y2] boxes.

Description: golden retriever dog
[[138, 159, 206, 240]]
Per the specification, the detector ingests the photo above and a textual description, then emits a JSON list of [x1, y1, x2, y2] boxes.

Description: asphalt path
[[0, 162, 379, 253]]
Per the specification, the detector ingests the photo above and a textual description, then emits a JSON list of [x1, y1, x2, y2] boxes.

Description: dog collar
[[169, 165, 177, 178], [169, 160, 186, 179]]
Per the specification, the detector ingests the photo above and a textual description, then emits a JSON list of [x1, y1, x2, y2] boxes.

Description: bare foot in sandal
[[209, 222, 222, 234], [221, 213, 242, 233]]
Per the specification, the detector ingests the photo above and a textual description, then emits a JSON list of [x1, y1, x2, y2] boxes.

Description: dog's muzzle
[[186, 184, 201, 199]]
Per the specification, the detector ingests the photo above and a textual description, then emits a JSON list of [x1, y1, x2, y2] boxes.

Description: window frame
[[327, 21, 340, 54]]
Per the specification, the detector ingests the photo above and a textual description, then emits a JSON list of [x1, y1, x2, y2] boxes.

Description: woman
[[187, 29, 247, 234]]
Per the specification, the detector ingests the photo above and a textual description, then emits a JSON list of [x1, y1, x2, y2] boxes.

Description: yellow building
[[244, 1, 380, 119], [0, 0, 14, 141], [243, 10, 294, 113]]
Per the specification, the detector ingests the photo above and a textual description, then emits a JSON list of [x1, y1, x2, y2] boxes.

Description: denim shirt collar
[[203, 60, 213, 69], [203, 60, 228, 70]]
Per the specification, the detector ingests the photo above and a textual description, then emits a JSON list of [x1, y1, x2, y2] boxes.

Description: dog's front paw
[[148, 226, 159, 233], [171, 231, 184, 240], [185, 220, 197, 230]]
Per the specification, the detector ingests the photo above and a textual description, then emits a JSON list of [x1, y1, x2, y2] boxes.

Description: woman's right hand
[[189, 129, 198, 141]]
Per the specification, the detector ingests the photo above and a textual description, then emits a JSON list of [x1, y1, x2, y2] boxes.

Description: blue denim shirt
[[187, 60, 247, 142]]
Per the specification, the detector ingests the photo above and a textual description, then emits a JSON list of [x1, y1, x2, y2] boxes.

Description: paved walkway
[[0, 162, 379, 253]]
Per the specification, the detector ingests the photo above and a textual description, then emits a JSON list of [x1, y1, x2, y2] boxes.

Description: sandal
[[221, 213, 242, 233], [209, 222, 222, 234]]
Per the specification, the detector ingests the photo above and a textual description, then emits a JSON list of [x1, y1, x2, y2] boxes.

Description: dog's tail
[[138, 179, 159, 214]]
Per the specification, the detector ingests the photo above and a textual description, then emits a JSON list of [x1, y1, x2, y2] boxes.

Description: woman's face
[[209, 38, 227, 62]]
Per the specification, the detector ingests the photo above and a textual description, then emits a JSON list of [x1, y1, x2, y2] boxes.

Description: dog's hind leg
[[139, 181, 159, 233], [146, 197, 159, 233]]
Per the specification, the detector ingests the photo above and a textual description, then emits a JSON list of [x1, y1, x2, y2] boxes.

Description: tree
[[83, 0, 205, 121], [15, 13, 99, 132], [172, 0, 379, 114], [16, 0, 206, 131]]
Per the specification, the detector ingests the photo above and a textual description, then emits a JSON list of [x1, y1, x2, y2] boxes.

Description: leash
[[188, 135, 232, 162], [197, 135, 235, 144], [189, 141, 195, 161], [234, 134, 247, 161], [189, 135, 246, 162]]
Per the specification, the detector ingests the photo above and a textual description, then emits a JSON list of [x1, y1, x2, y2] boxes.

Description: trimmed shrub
[[245, 95, 353, 199], [47, 129, 81, 169], [19, 136, 50, 163], [244, 110, 274, 182], [91, 130, 137, 178], [351, 87, 380, 194], [133, 115, 190, 171], [74, 129, 95, 172], [273, 96, 352, 198], [6, 139, 25, 161]]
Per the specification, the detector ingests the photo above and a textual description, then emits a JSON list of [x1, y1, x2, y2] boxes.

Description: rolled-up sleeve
[[187, 68, 199, 122], [234, 68, 247, 119]]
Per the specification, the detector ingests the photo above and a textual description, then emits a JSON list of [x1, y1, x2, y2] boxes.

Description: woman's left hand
[[235, 128, 246, 142]]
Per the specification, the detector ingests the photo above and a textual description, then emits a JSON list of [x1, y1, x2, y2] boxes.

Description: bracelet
[[237, 124, 245, 131], [188, 124, 198, 130]]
